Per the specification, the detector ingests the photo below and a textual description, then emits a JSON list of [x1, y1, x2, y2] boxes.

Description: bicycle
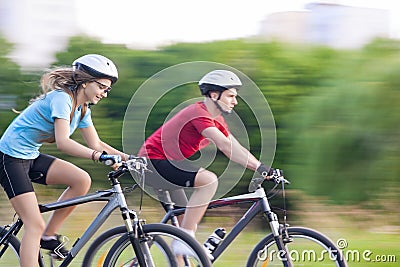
[[0, 157, 212, 267], [133, 169, 349, 267]]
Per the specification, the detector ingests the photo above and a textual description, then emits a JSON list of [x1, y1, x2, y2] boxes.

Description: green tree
[[287, 39, 400, 203], [0, 34, 38, 134]]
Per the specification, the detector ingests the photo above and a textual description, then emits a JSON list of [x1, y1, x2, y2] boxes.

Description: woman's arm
[[54, 118, 129, 161], [54, 118, 101, 160], [79, 125, 130, 160]]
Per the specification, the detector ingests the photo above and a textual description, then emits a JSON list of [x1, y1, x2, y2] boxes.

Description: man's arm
[[201, 127, 261, 170]]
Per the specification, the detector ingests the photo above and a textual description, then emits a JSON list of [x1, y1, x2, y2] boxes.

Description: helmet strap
[[207, 91, 223, 100], [216, 91, 222, 101]]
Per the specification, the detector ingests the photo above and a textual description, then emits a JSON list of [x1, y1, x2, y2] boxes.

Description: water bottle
[[203, 227, 226, 254]]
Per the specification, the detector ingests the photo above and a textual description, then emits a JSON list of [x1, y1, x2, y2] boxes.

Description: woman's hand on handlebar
[[99, 151, 122, 169]]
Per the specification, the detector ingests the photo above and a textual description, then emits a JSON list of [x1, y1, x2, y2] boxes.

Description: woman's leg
[[180, 168, 218, 233], [10, 192, 45, 267], [42, 158, 91, 236]]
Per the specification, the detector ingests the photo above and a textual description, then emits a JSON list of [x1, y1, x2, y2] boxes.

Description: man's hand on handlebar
[[249, 165, 288, 192], [257, 163, 276, 180]]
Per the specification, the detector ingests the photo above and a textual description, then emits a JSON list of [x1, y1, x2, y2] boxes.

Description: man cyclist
[[138, 70, 273, 255]]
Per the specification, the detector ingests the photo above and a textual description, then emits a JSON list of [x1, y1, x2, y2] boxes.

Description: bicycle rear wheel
[[0, 226, 21, 266], [104, 223, 211, 267], [247, 227, 347, 267]]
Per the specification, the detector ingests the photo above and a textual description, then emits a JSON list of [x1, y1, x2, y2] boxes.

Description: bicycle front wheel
[[0, 226, 21, 266], [82, 225, 128, 267], [104, 223, 211, 267], [247, 227, 347, 267]]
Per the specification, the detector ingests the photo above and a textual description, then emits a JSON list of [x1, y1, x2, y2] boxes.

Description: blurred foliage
[[287, 38, 400, 204], [0, 35, 38, 127], [1, 34, 400, 205]]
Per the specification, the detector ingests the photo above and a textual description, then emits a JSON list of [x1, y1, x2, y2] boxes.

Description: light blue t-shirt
[[0, 90, 93, 159]]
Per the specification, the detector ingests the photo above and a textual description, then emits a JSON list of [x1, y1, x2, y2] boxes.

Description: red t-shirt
[[138, 102, 229, 160]]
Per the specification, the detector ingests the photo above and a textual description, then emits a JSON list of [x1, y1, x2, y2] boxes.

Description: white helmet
[[72, 54, 118, 84], [198, 70, 242, 96]]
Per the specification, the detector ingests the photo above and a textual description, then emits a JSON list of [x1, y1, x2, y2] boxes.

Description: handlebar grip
[[104, 159, 115, 166], [99, 152, 121, 166], [248, 168, 289, 192]]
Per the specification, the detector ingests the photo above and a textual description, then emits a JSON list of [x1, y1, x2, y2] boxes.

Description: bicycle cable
[[266, 183, 280, 199], [281, 179, 288, 227], [266, 180, 289, 228], [138, 168, 147, 214]]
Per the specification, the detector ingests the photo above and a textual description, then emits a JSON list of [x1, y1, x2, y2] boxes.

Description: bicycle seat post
[[159, 190, 180, 227]]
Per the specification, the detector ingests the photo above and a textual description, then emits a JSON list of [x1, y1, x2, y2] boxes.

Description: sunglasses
[[93, 81, 112, 93]]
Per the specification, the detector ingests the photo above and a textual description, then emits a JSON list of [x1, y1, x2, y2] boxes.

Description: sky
[[74, 0, 400, 48]]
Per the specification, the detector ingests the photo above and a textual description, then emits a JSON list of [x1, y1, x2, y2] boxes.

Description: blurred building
[[260, 11, 310, 45], [260, 2, 390, 49], [0, 0, 78, 69]]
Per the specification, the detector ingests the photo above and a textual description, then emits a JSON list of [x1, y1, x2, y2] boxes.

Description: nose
[[233, 96, 238, 105]]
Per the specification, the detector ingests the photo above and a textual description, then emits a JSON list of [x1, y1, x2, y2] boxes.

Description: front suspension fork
[[125, 209, 155, 267], [265, 211, 294, 267]]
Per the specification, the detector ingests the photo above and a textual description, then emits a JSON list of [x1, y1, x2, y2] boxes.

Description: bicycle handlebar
[[108, 159, 289, 194], [107, 156, 149, 179], [248, 169, 290, 192]]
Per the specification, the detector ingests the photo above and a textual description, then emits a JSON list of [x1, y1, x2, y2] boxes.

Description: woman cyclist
[[138, 70, 274, 256], [0, 54, 128, 267]]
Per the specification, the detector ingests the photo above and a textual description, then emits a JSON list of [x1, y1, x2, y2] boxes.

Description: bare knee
[[61, 169, 91, 195], [194, 169, 218, 190], [25, 217, 46, 237], [74, 169, 91, 194]]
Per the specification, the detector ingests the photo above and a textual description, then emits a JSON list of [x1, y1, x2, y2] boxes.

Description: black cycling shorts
[[145, 159, 199, 209], [147, 159, 199, 188], [0, 152, 56, 199]]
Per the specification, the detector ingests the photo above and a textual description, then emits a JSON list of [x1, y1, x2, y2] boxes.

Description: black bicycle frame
[[159, 188, 286, 262]]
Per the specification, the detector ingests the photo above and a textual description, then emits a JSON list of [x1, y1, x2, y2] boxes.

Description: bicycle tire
[[83, 225, 174, 267], [82, 225, 127, 266], [104, 223, 212, 267], [0, 226, 21, 265], [246, 227, 347, 267]]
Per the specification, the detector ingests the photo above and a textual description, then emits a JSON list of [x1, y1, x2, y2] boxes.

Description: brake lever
[[126, 157, 150, 172], [272, 176, 291, 185], [271, 169, 290, 184]]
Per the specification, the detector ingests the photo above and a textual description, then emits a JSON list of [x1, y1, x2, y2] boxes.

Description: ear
[[82, 83, 87, 89], [209, 91, 218, 101]]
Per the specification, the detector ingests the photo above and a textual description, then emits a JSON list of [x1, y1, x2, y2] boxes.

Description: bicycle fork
[[125, 210, 155, 267], [116, 182, 154, 267], [262, 198, 294, 267]]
